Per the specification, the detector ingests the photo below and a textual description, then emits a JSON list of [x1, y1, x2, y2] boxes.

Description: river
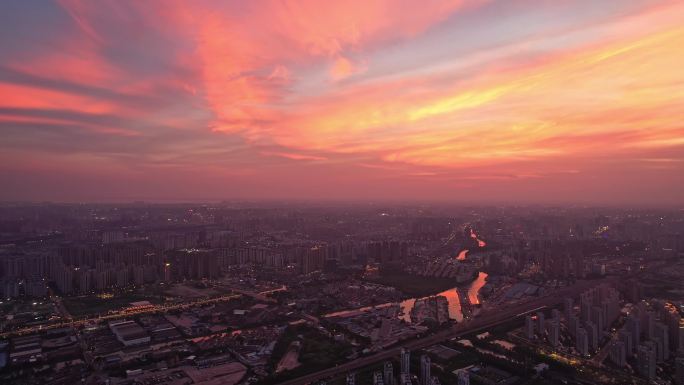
[[467, 271, 488, 305], [470, 229, 487, 247], [326, 269, 488, 323], [456, 249, 468, 261], [325, 232, 489, 323]]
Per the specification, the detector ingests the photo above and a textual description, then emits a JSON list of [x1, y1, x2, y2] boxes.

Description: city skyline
[[1, 202, 682, 384], [2, 0, 684, 204]]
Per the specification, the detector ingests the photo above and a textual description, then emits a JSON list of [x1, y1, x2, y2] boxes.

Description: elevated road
[[0, 293, 241, 338]]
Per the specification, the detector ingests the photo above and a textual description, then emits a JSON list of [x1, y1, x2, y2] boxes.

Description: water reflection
[[398, 298, 415, 323], [435, 287, 463, 322], [456, 249, 468, 261], [326, 246, 488, 323], [399, 288, 463, 323], [470, 229, 487, 247], [400, 271, 486, 321], [467, 272, 488, 305], [325, 273, 488, 324]]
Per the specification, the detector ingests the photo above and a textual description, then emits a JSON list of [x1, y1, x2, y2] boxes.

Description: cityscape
[[2, 1, 684, 385], [0, 203, 683, 384]]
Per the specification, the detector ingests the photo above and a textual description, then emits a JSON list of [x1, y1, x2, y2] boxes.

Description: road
[[279, 278, 617, 385], [0, 293, 241, 338], [591, 330, 618, 365]]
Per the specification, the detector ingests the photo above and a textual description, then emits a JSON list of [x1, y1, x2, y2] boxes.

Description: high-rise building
[[420, 355, 431, 385], [346, 373, 356, 385], [116, 266, 129, 287], [400, 374, 412, 385], [645, 311, 656, 340], [163, 262, 172, 282], [636, 301, 648, 333], [610, 341, 626, 367], [564, 297, 574, 319], [619, 329, 633, 356], [568, 314, 579, 337], [133, 265, 144, 285], [24, 279, 47, 297], [456, 369, 470, 385], [79, 269, 94, 293], [654, 322, 669, 362], [383, 361, 394, 385], [626, 314, 641, 348], [373, 371, 385, 385], [637, 342, 656, 380], [576, 328, 589, 355], [585, 321, 598, 351], [401, 348, 411, 375], [536, 311, 545, 335], [679, 320, 684, 355], [676, 358, 684, 385], [525, 315, 535, 339], [0, 279, 19, 298], [580, 301, 592, 323], [54, 264, 73, 295], [591, 306, 605, 333], [659, 302, 682, 353], [549, 319, 560, 347]]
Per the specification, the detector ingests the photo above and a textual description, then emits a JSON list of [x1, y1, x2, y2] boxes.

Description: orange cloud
[[261, 151, 327, 161], [246, 1, 684, 171], [3, 0, 684, 203], [329, 56, 367, 81]]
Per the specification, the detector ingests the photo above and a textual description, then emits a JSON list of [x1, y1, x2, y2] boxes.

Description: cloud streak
[[0, 0, 683, 204]]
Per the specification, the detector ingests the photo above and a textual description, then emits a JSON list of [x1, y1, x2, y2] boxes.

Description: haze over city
[[2, 0, 684, 204]]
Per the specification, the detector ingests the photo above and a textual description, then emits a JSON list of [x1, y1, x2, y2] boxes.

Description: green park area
[[259, 324, 353, 384]]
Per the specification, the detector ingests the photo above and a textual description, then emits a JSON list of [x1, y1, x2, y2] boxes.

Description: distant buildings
[[346, 373, 356, 385], [618, 329, 633, 356], [626, 314, 641, 348], [564, 297, 573, 320], [455, 368, 470, 385], [367, 241, 409, 263], [525, 315, 535, 339], [401, 348, 410, 375], [373, 371, 384, 385], [384, 361, 394, 385], [585, 321, 598, 351], [108, 320, 150, 347], [653, 322, 669, 362], [609, 341, 626, 367], [676, 357, 684, 385], [421, 354, 431, 385], [400, 373, 412, 385], [536, 311, 545, 334], [576, 328, 589, 355], [637, 342, 656, 380], [548, 319, 560, 348], [2, 203, 684, 385]]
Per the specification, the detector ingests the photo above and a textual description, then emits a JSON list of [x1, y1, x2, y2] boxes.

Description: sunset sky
[[1, 0, 683, 204]]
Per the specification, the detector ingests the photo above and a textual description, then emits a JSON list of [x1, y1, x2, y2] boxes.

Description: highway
[[0, 293, 241, 338], [279, 278, 617, 385]]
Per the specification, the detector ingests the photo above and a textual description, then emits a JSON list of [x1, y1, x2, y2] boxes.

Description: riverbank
[[367, 270, 463, 297]]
